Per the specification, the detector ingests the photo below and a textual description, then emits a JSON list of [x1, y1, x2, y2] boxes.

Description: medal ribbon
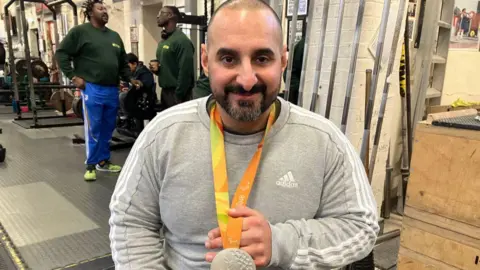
[[209, 102, 276, 249]]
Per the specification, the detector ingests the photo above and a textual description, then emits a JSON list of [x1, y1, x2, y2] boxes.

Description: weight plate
[[31, 60, 49, 79], [50, 90, 74, 112], [72, 97, 83, 118], [15, 59, 27, 77]]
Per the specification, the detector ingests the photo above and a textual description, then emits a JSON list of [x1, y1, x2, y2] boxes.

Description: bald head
[[207, 0, 283, 48]]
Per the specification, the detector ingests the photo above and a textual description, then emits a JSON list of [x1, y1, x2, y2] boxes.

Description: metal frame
[[4, 0, 79, 128]]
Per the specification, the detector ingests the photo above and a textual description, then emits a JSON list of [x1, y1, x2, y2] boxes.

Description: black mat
[[374, 237, 400, 270], [432, 115, 480, 131], [0, 118, 129, 269], [13, 116, 84, 129]]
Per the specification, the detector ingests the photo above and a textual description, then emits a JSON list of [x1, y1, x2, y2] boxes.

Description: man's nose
[[236, 62, 258, 91]]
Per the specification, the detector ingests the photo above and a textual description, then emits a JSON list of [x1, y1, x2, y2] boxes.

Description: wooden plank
[[400, 224, 480, 269], [398, 247, 458, 270], [403, 215, 480, 250], [415, 122, 480, 141], [407, 124, 480, 227], [404, 206, 480, 241], [427, 104, 480, 115]]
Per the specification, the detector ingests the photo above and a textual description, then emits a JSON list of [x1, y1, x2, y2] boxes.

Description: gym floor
[[0, 106, 400, 270], [0, 106, 127, 269]]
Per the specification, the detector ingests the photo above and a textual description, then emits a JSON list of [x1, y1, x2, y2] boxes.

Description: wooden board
[[398, 248, 457, 270], [406, 123, 480, 228], [399, 219, 480, 269], [427, 104, 480, 115], [399, 123, 480, 269]]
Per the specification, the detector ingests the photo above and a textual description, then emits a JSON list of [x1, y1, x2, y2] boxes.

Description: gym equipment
[[123, 89, 156, 120], [364, 69, 372, 176], [309, 0, 329, 112], [50, 90, 74, 112], [0, 144, 5, 163], [4, 0, 80, 129], [382, 144, 392, 219], [359, 0, 392, 165], [282, 0, 300, 102], [340, 0, 367, 133], [15, 59, 49, 79], [72, 96, 82, 119], [368, 0, 406, 181], [324, 0, 346, 119]]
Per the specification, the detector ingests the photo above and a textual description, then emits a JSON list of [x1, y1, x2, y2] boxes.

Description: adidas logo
[[276, 171, 298, 188]]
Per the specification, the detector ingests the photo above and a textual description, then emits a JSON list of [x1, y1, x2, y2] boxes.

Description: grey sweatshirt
[[109, 96, 379, 269]]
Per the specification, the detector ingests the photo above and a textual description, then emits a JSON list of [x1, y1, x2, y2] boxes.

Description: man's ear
[[281, 44, 288, 72], [201, 43, 209, 77]]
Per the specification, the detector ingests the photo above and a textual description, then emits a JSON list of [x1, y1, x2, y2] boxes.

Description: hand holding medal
[[205, 206, 273, 268]]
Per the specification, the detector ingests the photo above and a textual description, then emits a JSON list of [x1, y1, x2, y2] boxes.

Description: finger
[[239, 229, 263, 247], [205, 252, 217, 262], [241, 246, 269, 267], [205, 236, 222, 250], [228, 206, 260, 219], [207, 228, 221, 239]]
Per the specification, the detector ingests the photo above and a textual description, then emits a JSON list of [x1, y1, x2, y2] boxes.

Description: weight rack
[[4, 0, 82, 129]]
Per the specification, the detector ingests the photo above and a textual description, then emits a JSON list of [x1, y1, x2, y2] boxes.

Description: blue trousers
[[81, 82, 119, 165]]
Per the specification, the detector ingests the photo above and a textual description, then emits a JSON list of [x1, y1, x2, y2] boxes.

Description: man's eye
[[257, 56, 269, 64], [221, 56, 235, 64]]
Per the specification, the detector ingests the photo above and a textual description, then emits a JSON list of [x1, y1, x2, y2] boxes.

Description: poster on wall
[[407, 0, 417, 41], [287, 19, 304, 46], [450, 0, 480, 50], [286, 0, 308, 17]]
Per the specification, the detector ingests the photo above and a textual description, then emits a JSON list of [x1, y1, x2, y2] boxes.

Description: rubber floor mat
[[432, 115, 480, 131], [374, 237, 400, 270], [0, 118, 129, 269]]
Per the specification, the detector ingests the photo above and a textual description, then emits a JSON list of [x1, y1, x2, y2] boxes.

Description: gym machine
[[4, 0, 82, 129]]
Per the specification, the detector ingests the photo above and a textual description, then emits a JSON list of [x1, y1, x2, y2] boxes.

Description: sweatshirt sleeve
[[118, 38, 133, 83], [174, 42, 194, 100], [268, 135, 379, 269], [109, 131, 167, 269], [55, 27, 81, 80]]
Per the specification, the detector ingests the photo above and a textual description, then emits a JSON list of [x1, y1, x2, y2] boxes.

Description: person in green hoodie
[[150, 5, 195, 110], [55, 0, 141, 181], [192, 72, 212, 99], [282, 36, 304, 105]]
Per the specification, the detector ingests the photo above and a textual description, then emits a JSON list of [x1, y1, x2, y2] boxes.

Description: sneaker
[[96, 160, 122, 173], [84, 166, 96, 181]]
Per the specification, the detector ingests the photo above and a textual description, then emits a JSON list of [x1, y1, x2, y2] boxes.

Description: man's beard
[[215, 83, 277, 122]]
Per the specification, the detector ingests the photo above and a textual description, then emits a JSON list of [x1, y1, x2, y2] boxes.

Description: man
[[192, 72, 212, 99], [56, 0, 141, 181], [109, 0, 379, 269], [118, 53, 155, 126], [283, 36, 304, 105], [150, 5, 195, 110]]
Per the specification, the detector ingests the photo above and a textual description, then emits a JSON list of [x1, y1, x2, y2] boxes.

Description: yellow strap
[[209, 102, 276, 248]]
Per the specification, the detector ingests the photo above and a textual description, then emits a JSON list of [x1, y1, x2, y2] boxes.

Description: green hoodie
[[192, 73, 212, 99], [156, 29, 195, 100], [283, 37, 305, 94], [56, 22, 132, 86]]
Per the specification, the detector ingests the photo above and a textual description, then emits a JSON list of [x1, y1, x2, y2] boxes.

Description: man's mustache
[[224, 84, 266, 95]]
